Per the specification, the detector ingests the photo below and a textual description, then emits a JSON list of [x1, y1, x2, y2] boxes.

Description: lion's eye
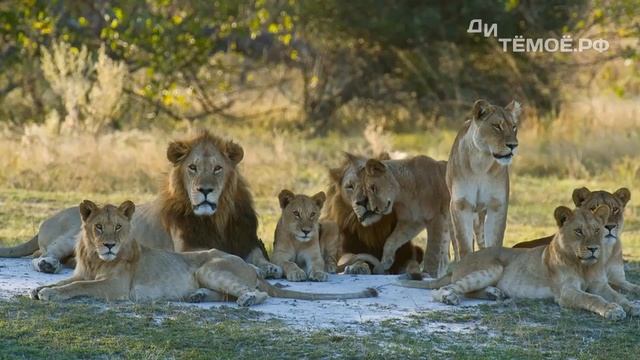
[[95, 224, 103, 233], [492, 124, 501, 132], [188, 164, 197, 172], [594, 228, 600, 234], [574, 229, 583, 236], [293, 211, 301, 219], [370, 185, 377, 194], [590, 206, 597, 211], [612, 207, 619, 215], [310, 212, 316, 218], [345, 183, 354, 191], [512, 126, 517, 133], [214, 165, 223, 174], [115, 224, 122, 231]]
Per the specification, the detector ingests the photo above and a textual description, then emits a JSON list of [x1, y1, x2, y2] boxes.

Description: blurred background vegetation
[[0, 0, 639, 256]]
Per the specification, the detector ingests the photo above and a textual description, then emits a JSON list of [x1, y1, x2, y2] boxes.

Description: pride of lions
[[1, 99, 638, 320]]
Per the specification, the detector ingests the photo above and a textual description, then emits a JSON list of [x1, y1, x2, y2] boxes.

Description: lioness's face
[[554, 205, 610, 265], [471, 99, 522, 166], [362, 159, 397, 223], [167, 136, 244, 216], [572, 187, 630, 246], [79, 200, 135, 261], [278, 190, 325, 242], [335, 155, 383, 226]]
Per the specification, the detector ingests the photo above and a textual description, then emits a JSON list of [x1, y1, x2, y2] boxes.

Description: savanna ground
[[1, 97, 640, 359]]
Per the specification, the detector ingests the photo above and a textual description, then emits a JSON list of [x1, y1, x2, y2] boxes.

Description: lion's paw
[[36, 288, 60, 301], [186, 289, 208, 303], [434, 288, 460, 306], [286, 268, 307, 282], [32, 257, 61, 274], [625, 304, 640, 317], [236, 291, 267, 307], [261, 263, 283, 279], [29, 287, 42, 300], [484, 286, 508, 301], [324, 261, 338, 274], [309, 271, 329, 282], [603, 303, 626, 321], [345, 262, 371, 275]]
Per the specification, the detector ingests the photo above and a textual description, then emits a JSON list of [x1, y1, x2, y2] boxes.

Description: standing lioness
[[447, 99, 522, 260], [30, 200, 377, 305], [400, 205, 640, 320]]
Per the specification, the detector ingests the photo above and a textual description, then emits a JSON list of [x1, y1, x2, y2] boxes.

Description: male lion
[[513, 187, 639, 294], [359, 155, 452, 278], [30, 200, 378, 305], [1, 130, 281, 278], [324, 153, 423, 276], [447, 99, 522, 260], [271, 190, 340, 282], [399, 205, 640, 320]]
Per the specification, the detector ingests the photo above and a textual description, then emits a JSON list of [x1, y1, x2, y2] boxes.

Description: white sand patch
[[0, 257, 487, 330]]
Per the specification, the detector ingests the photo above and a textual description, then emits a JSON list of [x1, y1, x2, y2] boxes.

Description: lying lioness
[[30, 200, 377, 306], [399, 205, 639, 320]]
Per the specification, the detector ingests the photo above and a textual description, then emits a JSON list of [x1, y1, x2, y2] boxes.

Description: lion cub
[[272, 190, 340, 282]]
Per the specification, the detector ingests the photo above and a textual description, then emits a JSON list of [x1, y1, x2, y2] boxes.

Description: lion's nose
[[301, 229, 311, 236], [104, 243, 115, 250], [604, 224, 616, 231], [506, 143, 518, 151], [197, 187, 213, 196], [587, 246, 599, 254]]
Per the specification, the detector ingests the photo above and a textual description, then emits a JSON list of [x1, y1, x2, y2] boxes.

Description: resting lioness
[[271, 190, 340, 282], [359, 156, 451, 277], [30, 200, 377, 305], [514, 187, 639, 294], [447, 99, 522, 260], [399, 205, 640, 320]]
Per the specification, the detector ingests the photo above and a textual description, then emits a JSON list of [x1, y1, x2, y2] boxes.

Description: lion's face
[[167, 135, 244, 216], [470, 99, 522, 166], [79, 200, 135, 261], [330, 153, 383, 226], [554, 205, 610, 265], [278, 190, 325, 242], [572, 187, 630, 246], [361, 159, 398, 224]]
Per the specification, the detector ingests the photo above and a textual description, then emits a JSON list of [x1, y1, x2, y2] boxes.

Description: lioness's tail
[[258, 280, 378, 300], [397, 274, 452, 289], [337, 253, 384, 274], [0, 234, 39, 257]]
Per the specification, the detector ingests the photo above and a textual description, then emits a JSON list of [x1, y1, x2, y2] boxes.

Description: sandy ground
[[0, 257, 487, 331]]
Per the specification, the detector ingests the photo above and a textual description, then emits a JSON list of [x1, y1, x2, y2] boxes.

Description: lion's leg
[[32, 232, 77, 274], [591, 282, 640, 317], [29, 275, 84, 299], [306, 252, 329, 282], [473, 210, 486, 249], [339, 253, 373, 275], [466, 286, 508, 301], [245, 247, 283, 279], [433, 263, 503, 305], [423, 213, 451, 278], [450, 198, 475, 260], [377, 221, 423, 272], [319, 222, 340, 274], [195, 261, 268, 307], [558, 286, 626, 320], [483, 203, 507, 248], [35, 279, 124, 301], [608, 262, 640, 295]]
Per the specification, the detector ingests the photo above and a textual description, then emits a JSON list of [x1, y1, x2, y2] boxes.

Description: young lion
[[447, 99, 522, 260], [360, 155, 451, 277], [30, 200, 377, 306], [399, 205, 640, 320], [272, 190, 340, 282], [513, 187, 639, 294]]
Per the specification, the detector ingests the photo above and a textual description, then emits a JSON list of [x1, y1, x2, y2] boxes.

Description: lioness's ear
[[79, 200, 98, 222], [167, 141, 190, 164], [504, 100, 522, 123], [365, 159, 386, 177], [554, 206, 573, 227], [118, 200, 136, 220], [472, 99, 492, 121], [225, 140, 244, 165], [613, 187, 631, 206], [343, 152, 362, 164], [572, 187, 591, 207], [377, 152, 391, 160], [593, 204, 611, 224], [278, 189, 295, 209], [312, 191, 326, 209]]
